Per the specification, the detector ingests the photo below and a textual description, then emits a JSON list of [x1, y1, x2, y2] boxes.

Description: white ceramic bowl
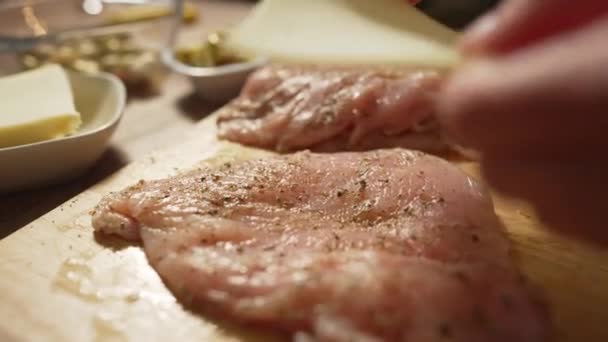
[[161, 49, 266, 103], [0, 71, 126, 192]]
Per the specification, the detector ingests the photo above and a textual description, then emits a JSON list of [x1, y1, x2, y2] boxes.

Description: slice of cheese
[[0, 64, 81, 148], [227, 0, 461, 68]]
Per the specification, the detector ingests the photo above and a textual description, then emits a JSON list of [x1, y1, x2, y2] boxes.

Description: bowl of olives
[[163, 30, 266, 103]]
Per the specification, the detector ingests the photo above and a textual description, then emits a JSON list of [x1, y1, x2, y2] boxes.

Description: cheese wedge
[[0, 65, 81, 148], [227, 0, 460, 67]]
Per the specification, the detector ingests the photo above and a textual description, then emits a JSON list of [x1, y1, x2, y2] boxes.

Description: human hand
[[437, 0, 608, 244]]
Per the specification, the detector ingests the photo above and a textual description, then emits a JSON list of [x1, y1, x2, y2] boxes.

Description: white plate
[[0, 71, 126, 192]]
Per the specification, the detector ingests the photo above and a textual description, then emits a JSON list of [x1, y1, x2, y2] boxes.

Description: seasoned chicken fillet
[[92, 149, 549, 341], [217, 66, 450, 154]]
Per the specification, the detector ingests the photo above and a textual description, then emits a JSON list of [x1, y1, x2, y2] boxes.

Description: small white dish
[[161, 49, 266, 103], [159, 0, 265, 103], [0, 70, 126, 193]]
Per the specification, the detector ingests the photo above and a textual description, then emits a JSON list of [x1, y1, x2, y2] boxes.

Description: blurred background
[[416, 0, 500, 29], [228, 0, 501, 30]]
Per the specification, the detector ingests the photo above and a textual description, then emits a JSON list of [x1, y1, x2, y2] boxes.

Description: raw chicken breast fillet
[[92, 149, 549, 341], [217, 66, 450, 154]]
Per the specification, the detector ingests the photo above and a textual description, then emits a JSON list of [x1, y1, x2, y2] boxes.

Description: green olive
[[175, 31, 244, 68], [51, 45, 75, 63], [100, 36, 123, 52], [21, 54, 40, 69], [120, 52, 152, 73], [35, 43, 56, 58], [119, 40, 139, 53], [75, 39, 98, 57], [132, 51, 156, 70], [100, 53, 121, 69], [21, 31, 163, 90], [175, 31, 237, 67], [207, 31, 226, 46], [71, 59, 101, 74]]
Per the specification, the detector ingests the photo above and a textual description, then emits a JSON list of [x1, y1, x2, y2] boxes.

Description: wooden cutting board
[[1, 114, 607, 342]]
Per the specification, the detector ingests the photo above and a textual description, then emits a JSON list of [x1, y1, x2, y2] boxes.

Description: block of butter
[[227, 0, 460, 68], [0, 64, 81, 148]]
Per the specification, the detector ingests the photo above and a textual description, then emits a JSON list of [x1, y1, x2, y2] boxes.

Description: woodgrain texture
[[1, 114, 608, 342]]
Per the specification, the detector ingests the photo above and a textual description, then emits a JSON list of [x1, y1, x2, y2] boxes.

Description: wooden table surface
[[0, 0, 253, 239]]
